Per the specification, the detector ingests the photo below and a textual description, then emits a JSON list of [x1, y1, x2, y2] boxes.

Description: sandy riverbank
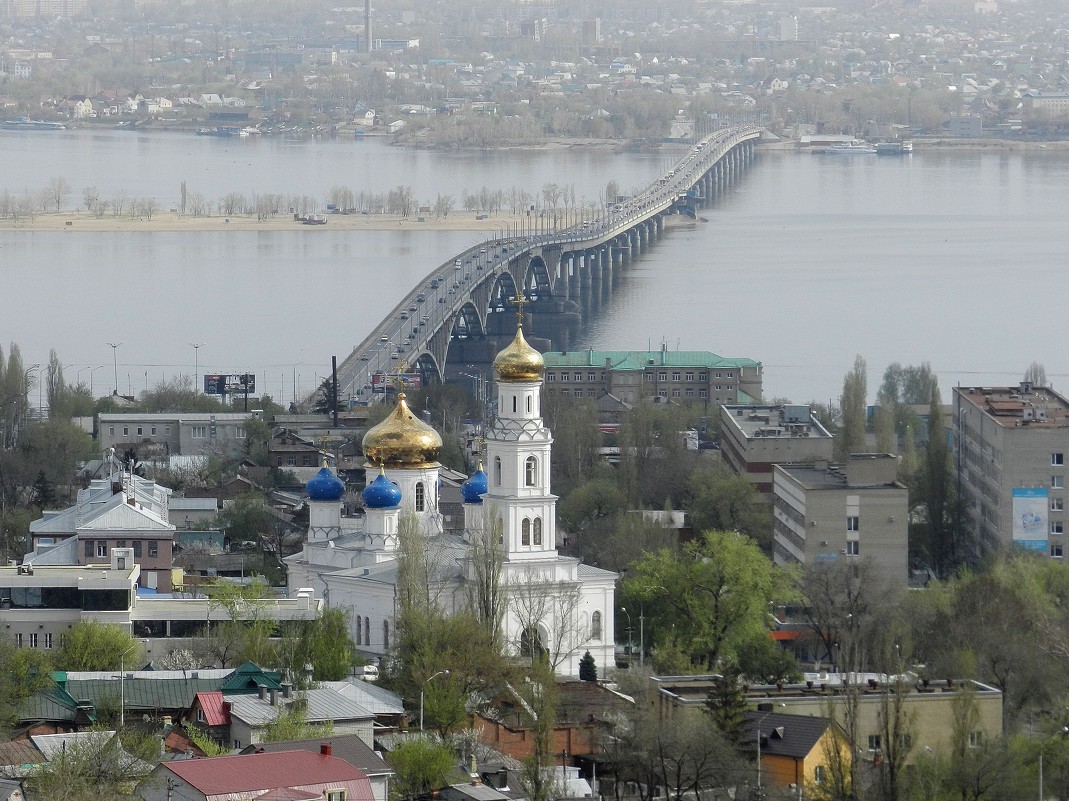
[[0, 210, 540, 233]]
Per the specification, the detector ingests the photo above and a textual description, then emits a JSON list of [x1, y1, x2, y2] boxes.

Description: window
[[165, 426, 171, 434], [716, 384, 722, 391], [587, 389, 596, 397], [573, 390, 582, 398], [591, 610, 602, 640], [574, 373, 582, 382], [658, 390, 667, 398], [658, 372, 667, 381], [699, 389, 707, 398], [969, 731, 983, 748], [109, 426, 115, 436], [287, 456, 296, 466], [587, 373, 596, 382], [512, 396, 517, 413], [671, 389, 680, 398], [355, 616, 361, 645], [1054, 475, 1065, 489], [326, 791, 347, 801], [547, 372, 555, 382], [14, 634, 22, 647], [1054, 498, 1065, 511], [846, 516, 860, 532], [383, 620, 390, 650], [867, 735, 882, 751], [560, 373, 569, 382], [44, 633, 53, 649], [699, 373, 707, 382], [415, 482, 425, 512], [136, 427, 143, 436], [151, 426, 156, 435], [522, 518, 531, 546], [302, 456, 313, 466], [814, 766, 827, 785], [133, 541, 142, 557], [148, 541, 158, 558], [494, 456, 502, 486], [672, 372, 680, 382], [527, 396, 532, 413], [197, 708, 205, 723], [233, 740, 242, 749], [363, 617, 370, 646], [96, 542, 107, 557], [645, 373, 653, 382], [29, 633, 37, 648], [1053, 521, 1064, 534], [846, 540, 860, 556], [533, 517, 543, 545], [726, 371, 734, 378], [123, 427, 129, 436], [685, 372, 694, 381], [1052, 543, 1064, 558], [84, 540, 92, 558], [236, 427, 246, 439], [192, 426, 208, 438], [1055, 453, 1065, 465], [685, 388, 695, 397]]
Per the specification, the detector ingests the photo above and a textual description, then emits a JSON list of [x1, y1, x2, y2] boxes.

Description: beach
[[0, 210, 538, 233]]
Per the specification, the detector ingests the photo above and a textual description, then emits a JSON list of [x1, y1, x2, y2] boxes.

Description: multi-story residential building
[[953, 383, 1069, 561], [541, 345, 762, 408], [0, 548, 320, 659], [720, 404, 835, 496], [98, 412, 252, 457], [772, 455, 908, 585]]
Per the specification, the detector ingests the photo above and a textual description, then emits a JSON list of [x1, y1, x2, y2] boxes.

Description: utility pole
[[106, 342, 122, 394]]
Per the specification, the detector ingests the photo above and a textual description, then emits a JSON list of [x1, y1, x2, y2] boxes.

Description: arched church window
[[533, 517, 543, 545], [527, 395, 531, 413], [494, 456, 502, 486], [591, 611, 602, 640], [355, 613, 361, 645], [522, 518, 531, 546], [414, 482, 425, 512], [513, 395, 517, 413], [364, 616, 370, 645], [525, 456, 537, 486], [383, 620, 390, 650], [520, 626, 546, 660]]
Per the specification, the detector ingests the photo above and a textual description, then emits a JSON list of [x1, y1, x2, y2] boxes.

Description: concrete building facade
[[720, 404, 835, 495], [772, 455, 909, 585], [953, 383, 1069, 561], [541, 346, 762, 408], [98, 412, 252, 457]]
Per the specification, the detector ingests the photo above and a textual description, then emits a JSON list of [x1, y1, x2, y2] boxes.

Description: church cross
[[509, 294, 528, 326]]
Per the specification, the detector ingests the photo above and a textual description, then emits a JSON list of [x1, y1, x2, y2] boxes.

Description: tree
[[215, 492, 275, 548], [623, 530, 786, 673], [0, 638, 53, 734], [1024, 362, 1047, 387], [837, 355, 867, 461], [704, 666, 749, 745], [262, 700, 333, 742], [922, 382, 954, 575], [46, 176, 71, 210], [22, 727, 149, 801], [683, 463, 772, 551], [579, 651, 597, 681], [466, 505, 507, 649], [56, 621, 142, 671], [29, 470, 56, 508], [387, 736, 456, 801], [511, 656, 560, 801], [274, 608, 357, 685]]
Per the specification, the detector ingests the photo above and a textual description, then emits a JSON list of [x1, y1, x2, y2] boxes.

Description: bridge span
[[333, 124, 763, 404]]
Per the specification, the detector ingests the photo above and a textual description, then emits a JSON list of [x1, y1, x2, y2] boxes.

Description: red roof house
[[137, 749, 375, 801]]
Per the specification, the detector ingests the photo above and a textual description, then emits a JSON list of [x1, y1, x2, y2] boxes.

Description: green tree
[[557, 478, 627, 539], [275, 608, 357, 685], [263, 700, 333, 742], [579, 651, 597, 681], [683, 463, 771, 551], [215, 492, 274, 548], [837, 355, 867, 461], [386, 736, 456, 801], [704, 666, 749, 745], [0, 638, 54, 734], [623, 530, 786, 672], [23, 727, 148, 801], [922, 382, 954, 575], [57, 621, 142, 671]]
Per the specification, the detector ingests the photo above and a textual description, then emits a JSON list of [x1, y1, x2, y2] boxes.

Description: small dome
[[493, 324, 544, 383], [461, 461, 488, 504], [363, 467, 402, 509], [306, 465, 345, 501], [362, 393, 443, 468]]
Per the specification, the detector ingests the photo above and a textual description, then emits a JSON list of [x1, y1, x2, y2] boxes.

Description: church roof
[[576, 564, 619, 580]]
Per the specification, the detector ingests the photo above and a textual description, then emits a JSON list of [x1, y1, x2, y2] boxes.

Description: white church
[[286, 320, 617, 677]]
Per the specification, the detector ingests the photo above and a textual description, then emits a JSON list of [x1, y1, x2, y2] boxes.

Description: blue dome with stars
[[461, 463, 488, 504], [363, 469, 402, 509], [306, 465, 345, 501]]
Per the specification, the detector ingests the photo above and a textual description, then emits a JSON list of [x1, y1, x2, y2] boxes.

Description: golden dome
[[493, 325, 545, 383], [361, 393, 442, 468]]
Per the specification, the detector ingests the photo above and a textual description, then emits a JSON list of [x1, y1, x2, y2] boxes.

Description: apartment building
[[772, 454, 909, 585], [98, 412, 252, 457], [953, 383, 1069, 560]]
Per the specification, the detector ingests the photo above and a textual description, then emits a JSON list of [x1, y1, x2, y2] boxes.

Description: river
[[3, 128, 1067, 406]]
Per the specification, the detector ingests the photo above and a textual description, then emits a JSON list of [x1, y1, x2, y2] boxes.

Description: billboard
[[371, 372, 423, 393], [1012, 487, 1049, 552], [204, 373, 256, 395]]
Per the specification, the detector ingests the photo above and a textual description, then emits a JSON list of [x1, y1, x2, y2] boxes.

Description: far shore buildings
[[954, 382, 1069, 561]]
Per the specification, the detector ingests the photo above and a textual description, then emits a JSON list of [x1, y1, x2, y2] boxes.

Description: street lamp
[[106, 342, 122, 394], [89, 365, 104, 398], [419, 669, 450, 732], [620, 606, 633, 660], [118, 640, 142, 728], [190, 343, 205, 387]]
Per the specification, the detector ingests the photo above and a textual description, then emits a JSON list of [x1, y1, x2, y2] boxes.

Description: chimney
[[321, 743, 333, 757], [281, 682, 292, 699], [258, 685, 267, 701], [270, 689, 278, 706]]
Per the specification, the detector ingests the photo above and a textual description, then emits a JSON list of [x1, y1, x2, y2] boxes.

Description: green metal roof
[[543, 350, 760, 372], [19, 684, 86, 724]]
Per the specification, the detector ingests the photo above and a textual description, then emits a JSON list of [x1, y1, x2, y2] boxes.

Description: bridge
[[333, 124, 763, 404]]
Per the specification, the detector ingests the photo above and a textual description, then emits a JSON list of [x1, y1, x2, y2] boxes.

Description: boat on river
[[822, 141, 877, 155], [2, 116, 66, 130], [876, 140, 914, 156]]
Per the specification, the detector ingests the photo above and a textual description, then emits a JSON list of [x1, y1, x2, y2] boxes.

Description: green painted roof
[[62, 677, 222, 711], [543, 350, 760, 371], [19, 684, 86, 724]]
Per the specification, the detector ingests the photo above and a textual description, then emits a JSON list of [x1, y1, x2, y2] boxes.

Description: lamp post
[[190, 343, 204, 388], [90, 365, 104, 398], [106, 342, 122, 394], [118, 640, 141, 728], [620, 606, 633, 660], [420, 669, 450, 732]]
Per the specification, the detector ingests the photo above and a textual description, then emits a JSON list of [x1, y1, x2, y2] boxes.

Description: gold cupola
[[361, 393, 443, 468], [493, 323, 545, 383]]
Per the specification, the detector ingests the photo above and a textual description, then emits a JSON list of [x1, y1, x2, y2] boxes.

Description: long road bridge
[[334, 124, 763, 404]]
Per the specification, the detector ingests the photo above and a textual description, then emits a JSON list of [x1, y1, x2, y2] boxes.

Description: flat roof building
[[954, 383, 1069, 561], [772, 455, 908, 585], [720, 404, 835, 496]]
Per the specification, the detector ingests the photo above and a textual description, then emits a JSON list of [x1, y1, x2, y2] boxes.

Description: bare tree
[[46, 176, 71, 211], [466, 505, 507, 649], [510, 570, 587, 670], [1024, 361, 1047, 387]]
